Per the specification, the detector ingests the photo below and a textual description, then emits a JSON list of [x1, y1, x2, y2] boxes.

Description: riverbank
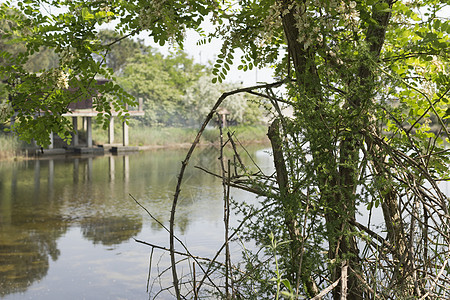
[[0, 125, 270, 161]]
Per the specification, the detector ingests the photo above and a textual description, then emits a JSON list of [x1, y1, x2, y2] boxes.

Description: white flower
[[349, 1, 357, 9], [56, 70, 69, 89], [304, 38, 312, 50]]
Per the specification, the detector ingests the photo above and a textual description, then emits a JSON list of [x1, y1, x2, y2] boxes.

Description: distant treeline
[[0, 25, 267, 131]]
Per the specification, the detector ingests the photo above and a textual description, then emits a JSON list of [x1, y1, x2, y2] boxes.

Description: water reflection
[[0, 146, 271, 298], [0, 214, 66, 296], [0, 158, 68, 295], [81, 216, 141, 246], [0, 155, 144, 297]]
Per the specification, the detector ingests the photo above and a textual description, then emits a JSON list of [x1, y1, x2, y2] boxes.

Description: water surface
[[2, 146, 447, 299], [0, 146, 273, 299]]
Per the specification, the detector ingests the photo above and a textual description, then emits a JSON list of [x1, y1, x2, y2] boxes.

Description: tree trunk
[[267, 119, 319, 297], [280, 3, 363, 298], [278, 0, 395, 298]]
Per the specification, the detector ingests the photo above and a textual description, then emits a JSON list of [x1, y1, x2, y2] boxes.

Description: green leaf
[[433, 19, 441, 31], [280, 291, 294, 298], [281, 279, 292, 292], [81, 7, 94, 20]]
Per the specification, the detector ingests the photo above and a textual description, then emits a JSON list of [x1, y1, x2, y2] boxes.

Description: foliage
[[118, 50, 265, 127], [206, 0, 450, 299], [117, 49, 206, 126], [95, 29, 147, 74], [184, 75, 266, 127], [0, 81, 10, 123], [0, 1, 137, 146], [0, 0, 449, 299], [0, 9, 59, 73], [0, 8, 59, 127]]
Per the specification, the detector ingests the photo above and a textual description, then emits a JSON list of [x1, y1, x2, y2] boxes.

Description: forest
[[1, 0, 450, 299]]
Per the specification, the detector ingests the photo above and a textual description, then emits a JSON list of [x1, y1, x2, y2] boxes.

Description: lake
[[1, 145, 448, 299], [0, 146, 274, 299]]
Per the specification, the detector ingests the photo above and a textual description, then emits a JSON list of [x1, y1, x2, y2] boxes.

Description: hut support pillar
[[109, 116, 115, 144], [122, 120, 129, 146], [82, 117, 87, 131], [72, 117, 79, 146], [86, 117, 92, 147], [49, 132, 54, 149]]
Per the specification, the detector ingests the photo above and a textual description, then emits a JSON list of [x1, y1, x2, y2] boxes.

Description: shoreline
[[0, 139, 271, 162], [1, 125, 271, 162]]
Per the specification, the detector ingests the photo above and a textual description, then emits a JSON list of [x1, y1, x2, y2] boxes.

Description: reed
[[0, 134, 19, 160], [0, 125, 269, 160], [92, 125, 269, 146]]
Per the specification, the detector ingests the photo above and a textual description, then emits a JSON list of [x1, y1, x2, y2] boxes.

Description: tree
[[0, 0, 449, 299], [173, 1, 449, 299], [184, 75, 265, 127], [95, 29, 147, 74], [203, 1, 449, 299], [0, 1, 139, 145], [0, 9, 59, 73], [0, 7, 59, 130], [118, 49, 207, 126], [118, 48, 264, 127]]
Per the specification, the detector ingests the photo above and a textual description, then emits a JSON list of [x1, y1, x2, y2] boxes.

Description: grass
[[0, 124, 270, 160], [0, 134, 20, 160], [92, 124, 270, 147], [131, 127, 204, 146]]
